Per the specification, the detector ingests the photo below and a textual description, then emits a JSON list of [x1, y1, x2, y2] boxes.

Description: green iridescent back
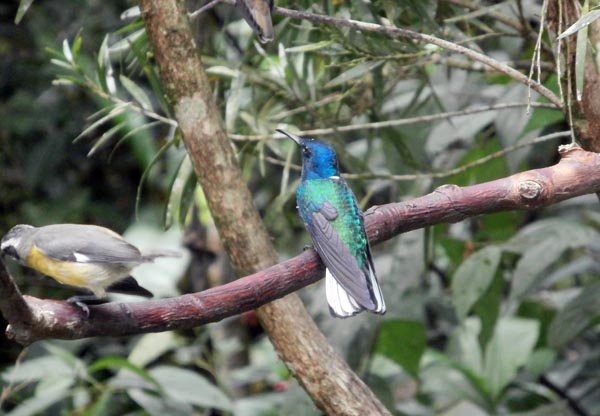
[[297, 178, 369, 268]]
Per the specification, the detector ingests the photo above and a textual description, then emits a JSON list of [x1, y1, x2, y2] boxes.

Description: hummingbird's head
[[277, 129, 340, 180]]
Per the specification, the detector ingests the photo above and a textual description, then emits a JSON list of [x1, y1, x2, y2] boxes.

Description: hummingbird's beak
[[276, 129, 303, 145]]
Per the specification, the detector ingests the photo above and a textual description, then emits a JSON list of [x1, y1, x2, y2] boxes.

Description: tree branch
[[4, 145, 600, 345], [274, 6, 563, 108]]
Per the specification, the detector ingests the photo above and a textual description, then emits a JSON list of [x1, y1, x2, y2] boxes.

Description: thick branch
[[5, 145, 600, 344], [136, 1, 390, 414]]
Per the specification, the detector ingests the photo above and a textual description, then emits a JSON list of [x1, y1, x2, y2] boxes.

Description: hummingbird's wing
[[308, 203, 383, 314]]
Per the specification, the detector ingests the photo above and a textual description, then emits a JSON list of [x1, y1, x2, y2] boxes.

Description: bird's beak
[[276, 129, 303, 145]]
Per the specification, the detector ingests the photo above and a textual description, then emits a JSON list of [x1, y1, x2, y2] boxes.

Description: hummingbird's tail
[[325, 262, 386, 318]]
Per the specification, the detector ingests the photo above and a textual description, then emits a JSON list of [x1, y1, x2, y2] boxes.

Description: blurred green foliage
[[1, 0, 600, 415]]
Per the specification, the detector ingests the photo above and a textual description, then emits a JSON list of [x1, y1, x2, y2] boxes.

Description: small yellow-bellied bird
[[0, 224, 179, 314]]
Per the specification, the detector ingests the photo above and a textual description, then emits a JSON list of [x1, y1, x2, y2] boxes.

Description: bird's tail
[[141, 249, 182, 261], [107, 276, 153, 298]]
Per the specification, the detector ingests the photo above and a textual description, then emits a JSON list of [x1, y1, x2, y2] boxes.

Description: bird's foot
[[67, 295, 108, 317]]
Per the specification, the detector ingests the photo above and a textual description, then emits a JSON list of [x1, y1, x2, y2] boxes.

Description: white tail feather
[[368, 262, 386, 314], [325, 269, 362, 317]]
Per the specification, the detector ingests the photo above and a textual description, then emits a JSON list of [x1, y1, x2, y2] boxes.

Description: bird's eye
[[2, 246, 20, 260], [302, 146, 311, 155]]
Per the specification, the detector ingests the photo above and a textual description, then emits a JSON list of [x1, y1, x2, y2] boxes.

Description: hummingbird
[[235, 0, 274, 43], [277, 129, 386, 318]]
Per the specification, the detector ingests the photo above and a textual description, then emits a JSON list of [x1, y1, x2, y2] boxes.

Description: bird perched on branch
[[0, 223, 179, 315], [235, 0, 274, 43], [278, 129, 386, 318]]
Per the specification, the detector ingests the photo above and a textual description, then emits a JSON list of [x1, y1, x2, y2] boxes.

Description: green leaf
[[452, 246, 502, 321], [524, 348, 557, 379], [420, 350, 491, 411], [375, 320, 426, 377], [128, 332, 180, 368], [505, 219, 596, 299], [74, 104, 128, 143], [87, 121, 127, 156], [6, 376, 72, 416], [15, 0, 35, 24], [62, 38, 73, 64], [557, 9, 600, 39], [447, 317, 483, 375], [135, 138, 175, 219], [164, 154, 197, 228], [325, 60, 384, 88], [574, 9, 589, 101], [483, 317, 539, 400], [128, 388, 192, 416], [120, 74, 153, 111], [150, 366, 232, 411], [285, 40, 336, 53], [547, 283, 600, 348], [89, 356, 160, 390], [2, 355, 73, 383]]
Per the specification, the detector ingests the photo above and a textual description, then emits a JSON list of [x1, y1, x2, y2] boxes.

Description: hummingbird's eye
[[302, 146, 311, 155]]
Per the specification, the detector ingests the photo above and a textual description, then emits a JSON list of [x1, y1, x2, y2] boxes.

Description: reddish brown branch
[[3, 145, 599, 345]]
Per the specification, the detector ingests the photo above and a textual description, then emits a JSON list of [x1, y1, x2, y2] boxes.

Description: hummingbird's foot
[[302, 245, 314, 252]]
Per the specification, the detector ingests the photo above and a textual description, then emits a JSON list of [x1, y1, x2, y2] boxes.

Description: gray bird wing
[[32, 224, 144, 264], [308, 207, 377, 310]]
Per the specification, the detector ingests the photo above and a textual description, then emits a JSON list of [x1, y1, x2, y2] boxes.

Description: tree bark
[[136, 0, 391, 414]]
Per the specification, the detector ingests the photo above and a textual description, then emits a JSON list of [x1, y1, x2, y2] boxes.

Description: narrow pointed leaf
[[120, 75, 153, 111]]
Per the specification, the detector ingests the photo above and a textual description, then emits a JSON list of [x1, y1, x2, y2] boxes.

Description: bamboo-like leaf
[[135, 138, 175, 219], [15, 0, 35, 24], [86, 121, 127, 157], [110, 120, 162, 160], [120, 75, 153, 111], [557, 9, 600, 39], [285, 40, 336, 53], [164, 155, 194, 229], [97, 35, 110, 69], [62, 39, 73, 64], [325, 60, 384, 88], [109, 28, 145, 54], [120, 6, 141, 20], [279, 142, 295, 197], [575, 0, 590, 101], [50, 58, 74, 71], [71, 33, 82, 62], [74, 104, 129, 142]]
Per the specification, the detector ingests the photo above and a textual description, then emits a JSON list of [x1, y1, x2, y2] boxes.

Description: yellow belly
[[26, 245, 131, 297]]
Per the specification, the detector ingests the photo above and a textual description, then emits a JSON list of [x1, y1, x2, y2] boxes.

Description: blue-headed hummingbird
[[278, 129, 386, 318]]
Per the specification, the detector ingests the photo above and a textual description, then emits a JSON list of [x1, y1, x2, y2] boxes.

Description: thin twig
[[189, 0, 229, 20], [265, 131, 572, 181], [231, 101, 559, 141], [274, 7, 563, 108]]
